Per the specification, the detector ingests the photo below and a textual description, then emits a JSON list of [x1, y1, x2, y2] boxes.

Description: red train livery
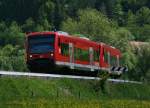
[[25, 31, 127, 76]]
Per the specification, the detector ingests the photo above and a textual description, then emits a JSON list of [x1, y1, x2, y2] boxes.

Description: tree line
[[0, 0, 150, 82]]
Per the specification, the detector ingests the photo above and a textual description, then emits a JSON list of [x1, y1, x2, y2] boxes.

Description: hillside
[[0, 0, 150, 83], [0, 77, 150, 108], [0, 0, 150, 107]]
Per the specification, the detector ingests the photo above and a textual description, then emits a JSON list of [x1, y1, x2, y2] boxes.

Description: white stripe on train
[[55, 61, 124, 75]]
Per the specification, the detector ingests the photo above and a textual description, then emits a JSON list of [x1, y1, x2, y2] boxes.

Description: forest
[[0, 0, 150, 82]]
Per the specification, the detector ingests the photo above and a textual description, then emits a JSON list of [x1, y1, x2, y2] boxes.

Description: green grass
[[0, 77, 150, 108], [1, 99, 150, 108]]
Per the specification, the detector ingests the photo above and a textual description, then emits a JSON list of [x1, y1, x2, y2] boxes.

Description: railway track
[[0, 71, 142, 84]]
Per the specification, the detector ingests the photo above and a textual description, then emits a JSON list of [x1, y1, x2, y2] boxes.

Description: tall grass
[[0, 77, 150, 108], [1, 99, 150, 108]]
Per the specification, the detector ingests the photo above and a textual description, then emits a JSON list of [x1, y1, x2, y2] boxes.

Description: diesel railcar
[[25, 31, 126, 76]]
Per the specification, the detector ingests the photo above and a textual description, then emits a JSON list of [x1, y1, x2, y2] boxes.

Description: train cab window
[[60, 43, 69, 56], [74, 48, 89, 61], [28, 35, 55, 54], [94, 50, 99, 62]]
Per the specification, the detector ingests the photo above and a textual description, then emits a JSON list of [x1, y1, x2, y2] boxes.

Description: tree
[[136, 7, 150, 26], [109, 0, 125, 26], [126, 7, 150, 41], [126, 10, 136, 26], [62, 9, 117, 44], [0, 0, 41, 23], [0, 21, 24, 47], [113, 27, 134, 51], [22, 18, 52, 32], [0, 45, 28, 71], [135, 45, 150, 82], [22, 18, 36, 32]]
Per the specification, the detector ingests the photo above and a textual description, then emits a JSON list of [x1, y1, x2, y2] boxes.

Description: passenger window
[[74, 48, 89, 61], [94, 50, 99, 62], [104, 50, 108, 63], [110, 56, 117, 66], [60, 43, 69, 56]]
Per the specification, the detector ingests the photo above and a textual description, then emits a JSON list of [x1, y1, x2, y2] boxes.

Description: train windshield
[[28, 34, 55, 54]]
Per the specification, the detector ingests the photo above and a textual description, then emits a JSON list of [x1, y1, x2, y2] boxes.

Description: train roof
[[26, 31, 56, 36], [26, 31, 121, 55], [26, 31, 99, 45]]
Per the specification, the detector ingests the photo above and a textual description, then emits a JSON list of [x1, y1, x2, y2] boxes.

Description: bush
[[0, 45, 28, 72]]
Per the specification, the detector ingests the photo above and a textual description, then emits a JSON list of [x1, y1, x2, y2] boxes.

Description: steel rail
[[0, 71, 142, 84]]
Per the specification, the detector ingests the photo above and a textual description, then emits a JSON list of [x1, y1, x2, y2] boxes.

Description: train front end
[[25, 32, 56, 72]]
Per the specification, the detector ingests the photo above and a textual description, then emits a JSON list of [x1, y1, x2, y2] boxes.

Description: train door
[[117, 55, 120, 66], [103, 48, 110, 68], [89, 47, 94, 71], [93, 48, 100, 67], [69, 43, 74, 69]]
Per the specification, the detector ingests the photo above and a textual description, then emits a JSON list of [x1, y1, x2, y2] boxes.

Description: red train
[[25, 31, 127, 76]]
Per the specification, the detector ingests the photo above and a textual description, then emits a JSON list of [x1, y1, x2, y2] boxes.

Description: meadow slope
[[0, 77, 150, 108]]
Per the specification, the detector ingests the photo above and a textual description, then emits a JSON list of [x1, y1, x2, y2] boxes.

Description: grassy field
[[0, 77, 150, 108], [2, 99, 150, 108]]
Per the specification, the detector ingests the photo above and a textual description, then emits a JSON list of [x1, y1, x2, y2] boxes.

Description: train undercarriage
[[27, 58, 99, 77]]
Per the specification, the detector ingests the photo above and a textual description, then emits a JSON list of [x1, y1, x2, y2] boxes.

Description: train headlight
[[50, 53, 54, 57]]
